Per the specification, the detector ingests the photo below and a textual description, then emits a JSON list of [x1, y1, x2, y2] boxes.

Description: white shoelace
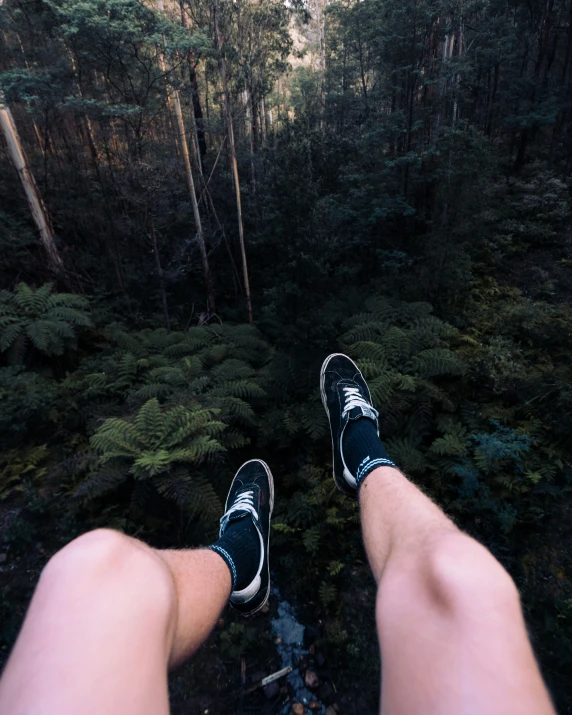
[[220, 490, 258, 533], [342, 385, 372, 418]]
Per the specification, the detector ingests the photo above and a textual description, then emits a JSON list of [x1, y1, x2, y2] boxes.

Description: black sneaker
[[320, 353, 382, 497], [217, 459, 274, 616]]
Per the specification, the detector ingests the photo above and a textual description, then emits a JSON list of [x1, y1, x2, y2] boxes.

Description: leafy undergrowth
[[1, 282, 571, 712]]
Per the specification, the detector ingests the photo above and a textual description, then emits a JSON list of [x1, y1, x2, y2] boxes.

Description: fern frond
[[356, 358, 387, 379], [74, 466, 127, 500], [368, 373, 395, 406], [429, 433, 467, 456], [15, 282, 40, 311], [132, 448, 173, 476], [392, 373, 417, 392], [26, 321, 53, 353], [210, 359, 255, 381], [46, 292, 89, 310], [220, 428, 249, 449], [91, 418, 144, 456], [217, 396, 256, 424], [46, 307, 92, 326], [319, 581, 337, 606], [183, 435, 226, 461], [133, 398, 163, 443], [0, 320, 25, 352], [302, 525, 321, 555], [301, 405, 329, 440], [410, 349, 463, 378], [186, 473, 222, 520], [348, 341, 388, 364], [0, 283, 91, 362], [342, 321, 385, 344], [386, 436, 425, 472], [212, 379, 266, 399], [381, 326, 411, 362], [154, 471, 193, 505]]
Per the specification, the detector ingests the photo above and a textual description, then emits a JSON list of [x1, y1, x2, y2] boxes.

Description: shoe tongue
[[220, 507, 252, 536], [347, 405, 377, 422], [227, 509, 250, 524]]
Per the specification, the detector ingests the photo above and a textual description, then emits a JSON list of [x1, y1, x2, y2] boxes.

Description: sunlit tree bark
[[0, 91, 64, 275], [214, 0, 253, 323], [158, 0, 216, 313]]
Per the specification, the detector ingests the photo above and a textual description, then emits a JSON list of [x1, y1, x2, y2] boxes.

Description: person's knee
[[423, 532, 519, 612], [391, 531, 520, 624], [45, 528, 143, 576], [41, 529, 176, 616], [378, 531, 520, 625]]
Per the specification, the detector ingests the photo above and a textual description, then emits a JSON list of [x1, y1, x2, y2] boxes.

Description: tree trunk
[[260, 95, 268, 141], [179, 2, 208, 162], [157, 0, 216, 313], [249, 86, 257, 198], [173, 86, 216, 312], [250, 86, 259, 154], [214, 0, 253, 323], [0, 91, 65, 275], [188, 64, 207, 162]]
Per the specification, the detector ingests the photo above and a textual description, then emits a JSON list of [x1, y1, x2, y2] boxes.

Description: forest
[[0, 0, 571, 711]]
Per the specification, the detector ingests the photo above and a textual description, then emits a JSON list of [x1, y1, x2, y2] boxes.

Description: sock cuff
[[208, 544, 237, 590], [356, 457, 397, 489]]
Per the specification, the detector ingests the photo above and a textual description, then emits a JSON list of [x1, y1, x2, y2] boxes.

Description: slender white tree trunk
[[157, 0, 216, 312], [214, 0, 253, 323], [0, 91, 64, 275], [453, 17, 464, 125]]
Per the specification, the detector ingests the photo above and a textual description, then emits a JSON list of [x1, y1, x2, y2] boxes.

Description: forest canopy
[[1, 0, 571, 710]]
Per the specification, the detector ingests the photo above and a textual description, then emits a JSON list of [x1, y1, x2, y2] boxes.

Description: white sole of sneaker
[[233, 459, 274, 617], [320, 353, 362, 497]]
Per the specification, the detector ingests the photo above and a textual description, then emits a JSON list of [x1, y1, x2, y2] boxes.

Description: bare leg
[[360, 466, 555, 715], [0, 529, 231, 715]]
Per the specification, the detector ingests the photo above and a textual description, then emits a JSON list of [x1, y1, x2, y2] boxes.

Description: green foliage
[[70, 323, 267, 412], [319, 581, 337, 607], [0, 445, 49, 500], [218, 620, 270, 660], [0, 283, 91, 364], [0, 367, 59, 448], [0, 275, 570, 708], [83, 398, 224, 521], [2, 0, 572, 703], [342, 297, 463, 457]]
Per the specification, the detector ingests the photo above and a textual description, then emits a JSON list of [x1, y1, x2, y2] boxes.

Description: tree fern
[[0, 282, 91, 363], [82, 398, 225, 521]]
